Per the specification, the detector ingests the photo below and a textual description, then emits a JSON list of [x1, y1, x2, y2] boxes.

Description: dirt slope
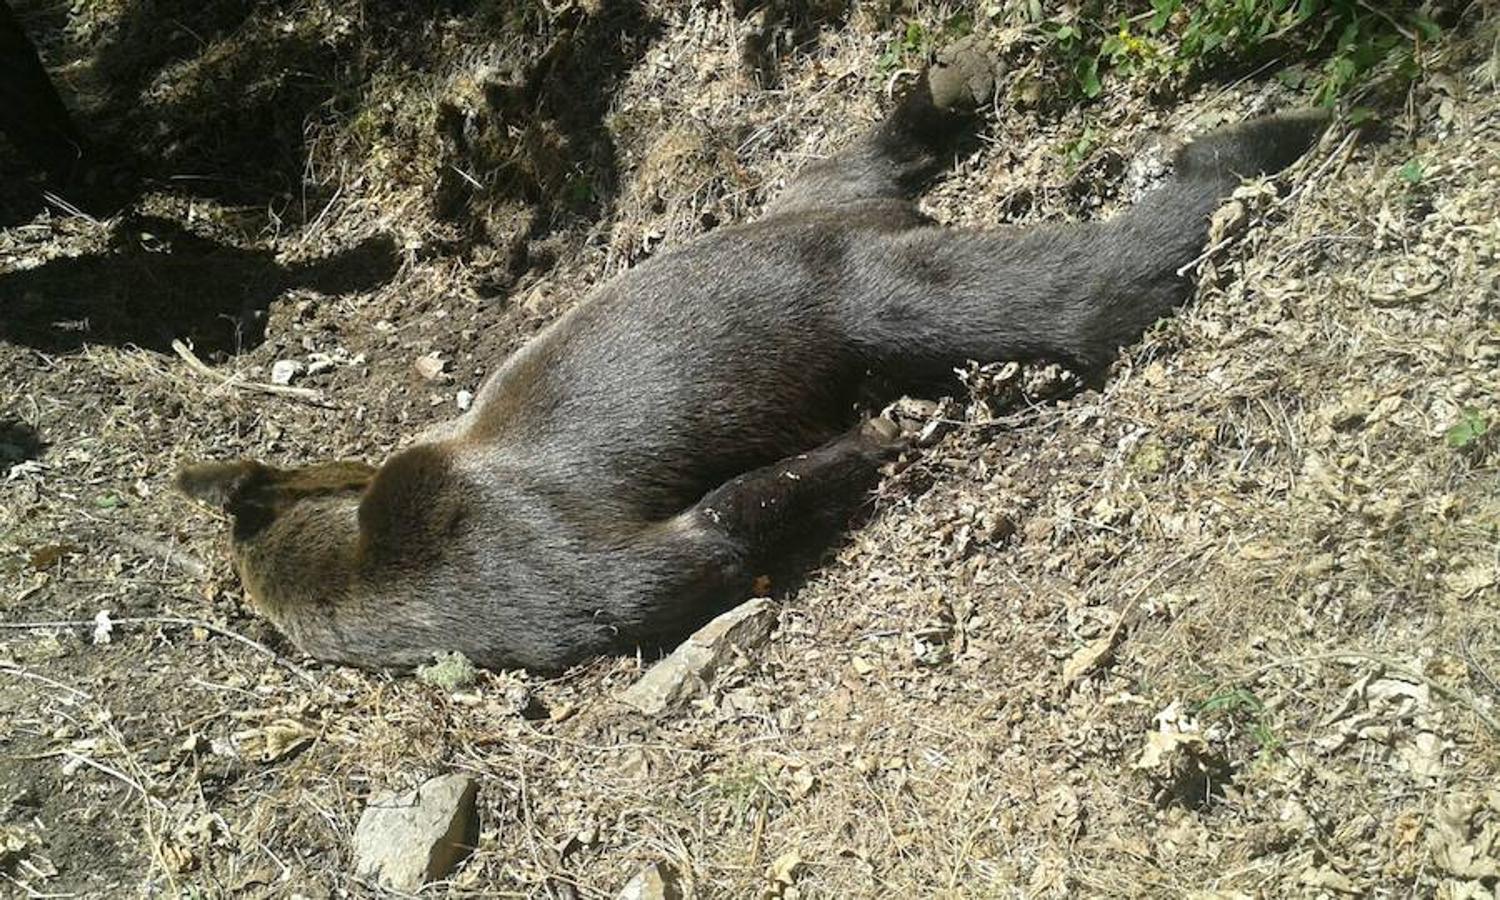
[[2, 2, 1497, 897]]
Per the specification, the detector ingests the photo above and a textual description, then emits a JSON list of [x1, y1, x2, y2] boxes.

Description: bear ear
[[174, 460, 268, 509], [356, 445, 461, 560]]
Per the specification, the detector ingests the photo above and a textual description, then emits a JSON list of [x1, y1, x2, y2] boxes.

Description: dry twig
[[1241, 652, 1500, 736], [0, 615, 316, 687], [116, 533, 209, 578], [171, 339, 332, 407]]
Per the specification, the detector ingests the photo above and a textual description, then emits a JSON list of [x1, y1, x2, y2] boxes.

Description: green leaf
[[903, 20, 926, 53], [1149, 0, 1179, 32], [1078, 56, 1102, 97], [1275, 64, 1309, 87], [1398, 158, 1424, 184], [1061, 126, 1098, 166], [1412, 14, 1441, 43], [942, 10, 974, 39], [1446, 409, 1490, 449], [566, 175, 594, 204], [1336, 20, 1360, 51], [1394, 45, 1420, 79]]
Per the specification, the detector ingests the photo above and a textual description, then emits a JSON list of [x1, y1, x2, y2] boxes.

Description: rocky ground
[[1, 1, 1497, 897]]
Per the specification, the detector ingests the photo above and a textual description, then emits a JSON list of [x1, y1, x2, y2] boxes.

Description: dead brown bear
[[178, 72, 1327, 671]]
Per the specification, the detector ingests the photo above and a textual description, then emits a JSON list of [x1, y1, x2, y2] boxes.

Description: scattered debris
[[170, 339, 330, 406], [269, 359, 305, 386], [306, 348, 366, 376], [1428, 793, 1500, 882], [616, 862, 685, 900], [1061, 631, 1120, 689], [765, 851, 803, 897], [1317, 669, 1454, 778], [223, 719, 317, 763], [414, 353, 448, 381], [1134, 701, 1233, 809], [90, 610, 113, 645]]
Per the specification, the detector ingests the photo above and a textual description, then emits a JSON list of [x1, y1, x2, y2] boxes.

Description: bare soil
[[2, 2, 1497, 897]]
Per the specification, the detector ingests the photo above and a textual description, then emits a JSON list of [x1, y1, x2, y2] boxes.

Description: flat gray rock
[[352, 773, 479, 892], [620, 598, 778, 716]]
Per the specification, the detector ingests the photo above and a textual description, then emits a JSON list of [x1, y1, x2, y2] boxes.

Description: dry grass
[[2, 1, 1498, 897]]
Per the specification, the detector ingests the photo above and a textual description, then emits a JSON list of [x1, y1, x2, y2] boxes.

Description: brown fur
[[178, 76, 1327, 671]]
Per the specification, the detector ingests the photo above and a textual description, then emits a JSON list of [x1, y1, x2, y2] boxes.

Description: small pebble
[[270, 359, 305, 385]]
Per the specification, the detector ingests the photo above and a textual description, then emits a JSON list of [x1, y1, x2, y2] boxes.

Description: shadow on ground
[[0, 217, 398, 356], [734, 0, 853, 87], [0, 417, 44, 475], [432, 0, 664, 290], [7, 0, 666, 229], [4, 0, 668, 328]]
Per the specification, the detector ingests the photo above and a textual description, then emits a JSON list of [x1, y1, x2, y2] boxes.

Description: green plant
[[701, 765, 780, 827], [1197, 687, 1282, 756], [565, 173, 595, 206], [1446, 408, 1489, 450], [1060, 124, 1103, 168], [877, 12, 977, 75], [1048, 21, 1104, 96], [877, 20, 930, 74], [1021, 0, 1441, 104]]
